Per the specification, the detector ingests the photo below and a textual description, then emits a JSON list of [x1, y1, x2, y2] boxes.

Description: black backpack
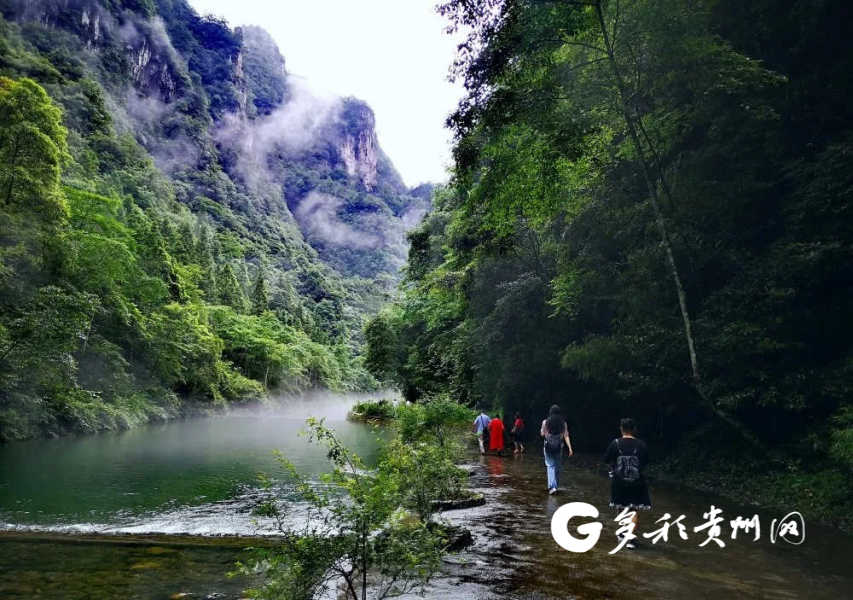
[[544, 418, 564, 454], [613, 439, 641, 485], [545, 432, 562, 454]]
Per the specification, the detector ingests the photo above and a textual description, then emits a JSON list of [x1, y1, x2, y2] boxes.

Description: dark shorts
[[610, 478, 651, 510]]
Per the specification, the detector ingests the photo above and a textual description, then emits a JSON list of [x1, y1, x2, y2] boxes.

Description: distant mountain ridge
[[1, 0, 430, 278]]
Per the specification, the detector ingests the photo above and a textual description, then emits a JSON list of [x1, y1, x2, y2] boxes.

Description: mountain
[[4, 0, 426, 277], [0, 0, 432, 439]]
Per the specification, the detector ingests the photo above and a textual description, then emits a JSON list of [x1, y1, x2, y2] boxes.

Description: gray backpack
[[613, 439, 641, 485]]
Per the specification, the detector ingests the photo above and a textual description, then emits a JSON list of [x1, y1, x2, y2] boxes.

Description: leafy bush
[[379, 437, 468, 522], [349, 398, 396, 421], [240, 419, 449, 600], [395, 395, 474, 447]]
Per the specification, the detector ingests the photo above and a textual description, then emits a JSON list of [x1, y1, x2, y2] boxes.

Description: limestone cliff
[[0, 0, 432, 278]]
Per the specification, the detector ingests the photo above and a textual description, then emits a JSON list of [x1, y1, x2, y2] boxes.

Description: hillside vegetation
[[0, 0, 427, 440], [366, 0, 853, 523]]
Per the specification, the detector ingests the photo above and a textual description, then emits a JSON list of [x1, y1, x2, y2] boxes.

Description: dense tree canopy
[[0, 1, 396, 440], [368, 0, 853, 520]]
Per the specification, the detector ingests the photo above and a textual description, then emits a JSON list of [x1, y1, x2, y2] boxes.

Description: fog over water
[[0, 390, 394, 535]]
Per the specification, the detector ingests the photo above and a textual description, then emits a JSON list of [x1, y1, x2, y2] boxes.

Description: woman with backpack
[[603, 417, 651, 548], [541, 404, 573, 494]]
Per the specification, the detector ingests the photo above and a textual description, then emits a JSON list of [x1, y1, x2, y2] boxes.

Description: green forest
[[1, 0, 851, 524], [365, 0, 853, 521], [2, 1, 853, 598], [0, 0, 426, 441]]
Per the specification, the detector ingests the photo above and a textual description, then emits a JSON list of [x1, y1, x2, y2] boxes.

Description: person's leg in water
[[544, 448, 560, 493], [477, 432, 485, 455]]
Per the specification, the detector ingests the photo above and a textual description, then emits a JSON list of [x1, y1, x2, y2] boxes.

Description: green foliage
[[829, 404, 853, 470], [363, 312, 397, 382], [217, 262, 248, 312], [208, 306, 344, 391], [0, 1, 405, 440], [349, 398, 396, 422], [239, 419, 449, 600], [0, 64, 376, 438], [364, 0, 853, 522], [250, 268, 270, 315], [239, 26, 288, 115], [0, 76, 69, 224], [394, 395, 474, 448], [379, 437, 467, 523]]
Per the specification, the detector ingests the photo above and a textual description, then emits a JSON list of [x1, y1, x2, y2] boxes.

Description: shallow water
[[0, 391, 390, 599], [0, 534, 255, 599], [2, 404, 852, 599], [420, 452, 853, 600]]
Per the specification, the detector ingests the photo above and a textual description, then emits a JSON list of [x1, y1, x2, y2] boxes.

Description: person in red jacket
[[511, 412, 525, 454], [488, 415, 506, 455]]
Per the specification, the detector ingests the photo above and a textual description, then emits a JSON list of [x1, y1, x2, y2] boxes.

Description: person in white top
[[472, 410, 491, 455]]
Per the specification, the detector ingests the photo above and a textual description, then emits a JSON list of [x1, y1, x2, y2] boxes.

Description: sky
[[188, 0, 466, 187]]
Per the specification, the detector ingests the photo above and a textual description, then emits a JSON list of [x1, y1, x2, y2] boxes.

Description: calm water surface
[[2, 396, 852, 599], [0, 392, 388, 534]]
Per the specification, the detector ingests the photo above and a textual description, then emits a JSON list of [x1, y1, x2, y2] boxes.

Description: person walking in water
[[472, 409, 491, 455], [603, 417, 651, 549], [488, 413, 506, 456], [541, 405, 573, 494], [511, 412, 525, 454]]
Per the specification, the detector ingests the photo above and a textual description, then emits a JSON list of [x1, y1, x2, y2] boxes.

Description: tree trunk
[[593, 1, 701, 386], [592, 1, 766, 449]]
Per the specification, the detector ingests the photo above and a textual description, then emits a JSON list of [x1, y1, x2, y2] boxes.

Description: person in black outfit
[[603, 418, 651, 545]]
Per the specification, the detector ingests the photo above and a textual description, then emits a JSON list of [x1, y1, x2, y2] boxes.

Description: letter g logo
[[551, 502, 603, 552]]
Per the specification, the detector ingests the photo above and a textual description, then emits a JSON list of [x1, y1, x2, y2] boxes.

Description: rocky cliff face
[[334, 99, 380, 191], [0, 0, 431, 278]]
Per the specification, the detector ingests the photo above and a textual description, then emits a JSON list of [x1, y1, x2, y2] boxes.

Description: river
[[1, 393, 851, 599]]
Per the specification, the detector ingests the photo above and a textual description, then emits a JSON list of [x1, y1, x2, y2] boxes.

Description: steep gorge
[[0, 0, 429, 439]]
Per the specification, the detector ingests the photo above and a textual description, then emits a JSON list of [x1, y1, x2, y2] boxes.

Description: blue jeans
[[544, 448, 562, 490]]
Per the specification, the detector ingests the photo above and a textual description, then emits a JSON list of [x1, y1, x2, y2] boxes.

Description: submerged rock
[[129, 560, 161, 570], [443, 525, 474, 551], [431, 492, 486, 512]]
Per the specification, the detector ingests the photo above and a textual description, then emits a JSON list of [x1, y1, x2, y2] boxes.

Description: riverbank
[[0, 388, 393, 443], [650, 455, 853, 534]]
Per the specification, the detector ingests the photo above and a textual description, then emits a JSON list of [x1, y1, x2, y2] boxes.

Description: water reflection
[[433, 451, 853, 600], [0, 391, 391, 531]]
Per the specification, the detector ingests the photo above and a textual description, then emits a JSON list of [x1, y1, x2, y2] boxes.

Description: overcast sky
[[188, 0, 465, 187]]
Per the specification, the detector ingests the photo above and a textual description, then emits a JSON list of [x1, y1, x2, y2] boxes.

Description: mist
[[294, 191, 383, 250], [215, 76, 342, 190], [230, 388, 397, 421]]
